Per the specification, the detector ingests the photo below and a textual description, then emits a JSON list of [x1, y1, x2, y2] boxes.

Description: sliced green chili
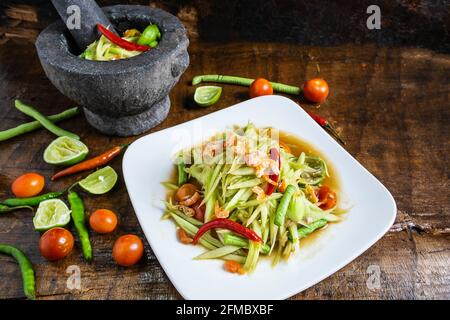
[[68, 191, 92, 260], [0, 107, 79, 142], [274, 184, 296, 226], [0, 244, 35, 299], [2, 191, 64, 207], [192, 74, 301, 95], [15, 100, 79, 140]]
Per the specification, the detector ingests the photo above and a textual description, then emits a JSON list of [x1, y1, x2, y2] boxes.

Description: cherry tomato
[[39, 227, 74, 261], [303, 78, 329, 103], [317, 186, 337, 210], [112, 234, 144, 266], [89, 209, 118, 234], [193, 200, 206, 222], [249, 78, 273, 98], [11, 172, 45, 198]]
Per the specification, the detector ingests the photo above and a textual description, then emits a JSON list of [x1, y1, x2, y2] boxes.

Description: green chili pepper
[[0, 204, 33, 213], [2, 191, 64, 207], [68, 191, 92, 261], [0, 107, 79, 142], [137, 24, 161, 46], [274, 185, 296, 227], [191, 75, 301, 95], [177, 156, 187, 186], [0, 244, 35, 299], [15, 100, 79, 140]]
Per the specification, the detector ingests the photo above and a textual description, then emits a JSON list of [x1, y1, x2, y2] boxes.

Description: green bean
[[0, 107, 79, 142], [14, 100, 79, 140], [223, 233, 270, 254], [191, 75, 301, 95], [274, 185, 296, 227], [300, 219, 328, 239], [68, 191, 92, 260], [0, 244, 35, 299], [2, 191, 64, 207], [177, 156, 187, 186], [0, 204, 33, 214]]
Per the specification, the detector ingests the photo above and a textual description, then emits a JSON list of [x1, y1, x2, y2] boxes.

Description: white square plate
[[122, 95, 396, 300]]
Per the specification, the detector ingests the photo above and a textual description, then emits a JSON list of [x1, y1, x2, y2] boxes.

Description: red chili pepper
[[308, 112, 346, 145], [96, 24, 150, 52], [265, 147, 280, 195], [192, 218, 262, 244], [51, 145, 127, 180]]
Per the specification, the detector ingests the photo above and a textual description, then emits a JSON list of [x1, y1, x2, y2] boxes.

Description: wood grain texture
[[0, 3, 449, 300]]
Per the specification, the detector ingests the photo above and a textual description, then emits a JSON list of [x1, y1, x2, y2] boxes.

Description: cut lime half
[[194, 86, 222, 107], [33, 199, 71, 231], [44, 136, 89, 166], [78, 166, 118, 195]]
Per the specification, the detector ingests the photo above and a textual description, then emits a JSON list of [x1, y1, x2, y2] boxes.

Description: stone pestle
[[50, 0, 117, 52]]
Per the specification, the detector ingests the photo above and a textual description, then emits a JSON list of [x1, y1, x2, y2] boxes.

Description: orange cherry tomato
[[317, 186, 337, 210], [39, 227, 74, 261], [249, 78, 273, 98], [112, 234, 144, 266], [11, 172, 45, 198], [303, 78, 329, 103], [89, 209, 118, 234]]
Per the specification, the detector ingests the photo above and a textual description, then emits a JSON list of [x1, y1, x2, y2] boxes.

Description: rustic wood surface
[[0, 1, 449, 300]]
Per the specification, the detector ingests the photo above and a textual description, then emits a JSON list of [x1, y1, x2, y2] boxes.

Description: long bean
[[68, 191, 92, 260], [192, 74, 301, 95], [223, 233, 270, 254], [0, 244, 35, 299], [2, 191, 64, 207], [274, 185, 296, 226], [177, 156, 187, 186], [0, 204, 33, 214], [0, 107, 79, 142], [15, 100, 79, 140]]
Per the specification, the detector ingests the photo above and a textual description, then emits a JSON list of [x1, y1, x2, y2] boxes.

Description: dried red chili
[[192, 218, 262, 244], [308, 112, 346, 145]]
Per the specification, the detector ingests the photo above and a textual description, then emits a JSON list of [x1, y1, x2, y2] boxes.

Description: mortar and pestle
[[35, 0, 189, 136]]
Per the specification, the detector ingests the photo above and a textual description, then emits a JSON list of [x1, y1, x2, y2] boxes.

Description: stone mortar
[[35, 5, 189, 136]]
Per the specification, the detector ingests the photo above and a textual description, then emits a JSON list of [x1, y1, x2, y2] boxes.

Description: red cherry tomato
[[317, 186, 337, 210], [193, 200, 206, 222], [249, 78, 273, 98], [39, 227, 74, 261], [112, 234, 144, 266], [303, 78, 329, 103], [89, 209, 118, 234], [11, 173, 45, 198]]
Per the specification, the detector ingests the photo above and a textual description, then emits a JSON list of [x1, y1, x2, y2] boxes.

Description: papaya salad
[[162, 123, 344, 274]]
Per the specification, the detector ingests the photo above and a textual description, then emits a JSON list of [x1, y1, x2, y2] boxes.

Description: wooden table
[[0, 5, 449, 300]]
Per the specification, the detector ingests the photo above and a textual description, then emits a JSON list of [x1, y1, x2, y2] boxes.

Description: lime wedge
[[78, 166, 118, 195], [44, 136, 89, 166], [33, 199, 71, 231], [194, 86, 222, 107]]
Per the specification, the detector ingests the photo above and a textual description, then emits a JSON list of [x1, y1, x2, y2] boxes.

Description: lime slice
[[33, 199, 71, 231], [44, 136, 89, 166], [78, 166, 118, 195], [194, 86, 222, 107]]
